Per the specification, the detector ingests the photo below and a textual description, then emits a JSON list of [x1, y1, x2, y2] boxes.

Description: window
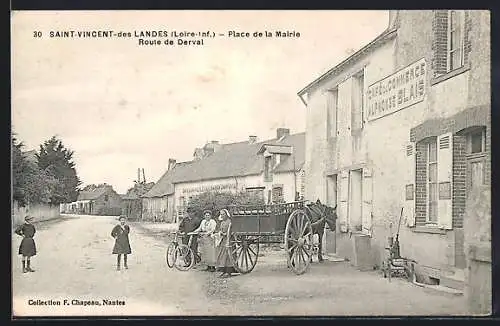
[[246, 187, 265, 202], [352, 71, 364, 131], [272, 185, 284, 203], [264, 156, 273, 182], [447, 10, 465, 72], [426, 139, 438, 223], [467, 128, 486, 154], [104, 195, 109, 202], [327, 88, 339, 138]]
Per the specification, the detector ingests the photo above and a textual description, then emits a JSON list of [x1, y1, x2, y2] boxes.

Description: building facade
[[61, 184, 123, 216], [298, 10, 490, 285], [142, 128, 305, 223]]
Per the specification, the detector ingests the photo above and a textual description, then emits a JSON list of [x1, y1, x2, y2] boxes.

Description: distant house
[[142, 128, 305, 223], [121, 181, 155, 220], [63, 184, 122, 216], [141, 161, 186, 223]]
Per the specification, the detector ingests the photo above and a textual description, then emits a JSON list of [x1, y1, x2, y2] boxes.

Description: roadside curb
[[411, 280, 464, 296]]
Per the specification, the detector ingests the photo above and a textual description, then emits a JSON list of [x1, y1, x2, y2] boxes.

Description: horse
[[304, 199, 337, 263]]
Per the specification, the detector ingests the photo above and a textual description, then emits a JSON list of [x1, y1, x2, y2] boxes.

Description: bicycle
[[165, 231, 198, 271]]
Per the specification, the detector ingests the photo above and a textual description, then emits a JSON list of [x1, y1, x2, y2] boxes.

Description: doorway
[[325, 175, 338, 254], [349, 169, 363, 231]]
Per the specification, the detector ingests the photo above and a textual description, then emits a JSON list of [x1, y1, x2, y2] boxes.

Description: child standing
[[15, 215, 37, 273], [111, 216, 132, 271]]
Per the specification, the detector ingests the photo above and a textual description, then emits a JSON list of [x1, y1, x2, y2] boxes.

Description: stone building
[[142, 128, 305, 223], [298, 10, 490, 289], [63, 184, 123, 216]]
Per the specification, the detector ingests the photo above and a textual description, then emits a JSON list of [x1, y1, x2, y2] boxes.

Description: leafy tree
[[186, 190, 265, 219], [12, 135, 29, 206], [12, 134, 57, 206], [36, 136, 81, 204]]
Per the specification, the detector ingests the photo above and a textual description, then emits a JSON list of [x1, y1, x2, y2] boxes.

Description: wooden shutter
[[437, 133, 453, 229], [404, 142, 416, 227], [338, 170, 349, 232], [362, 168, 373, 235], [432, 10, 449, 77]]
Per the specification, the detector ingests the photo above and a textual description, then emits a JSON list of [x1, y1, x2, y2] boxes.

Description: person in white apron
[[192, 210, 217, 271]]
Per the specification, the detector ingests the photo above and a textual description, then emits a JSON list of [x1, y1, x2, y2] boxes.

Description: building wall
[[142, 196, 175, 222], [304, 11, 490, 275], [174, 175, 263, 215], [304, 86, 328, 203], [12, 201, 60, 228], [93, 191, 123, 216], [305, 37, 398, 264], [270, 171, 303, 203]]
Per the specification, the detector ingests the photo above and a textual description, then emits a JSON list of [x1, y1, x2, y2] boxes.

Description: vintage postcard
[[11, 10, 491, 317]]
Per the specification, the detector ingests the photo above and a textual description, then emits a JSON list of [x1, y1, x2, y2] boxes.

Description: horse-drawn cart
[[226, 201, 316, 275]]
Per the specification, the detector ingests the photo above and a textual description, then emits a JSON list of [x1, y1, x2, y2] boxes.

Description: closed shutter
[[432, 10, 449, 77], [339, 170, 349, 232], [361, 168, 373, 235], [437, 133, 453, 229], [404, 142, 416, 227]]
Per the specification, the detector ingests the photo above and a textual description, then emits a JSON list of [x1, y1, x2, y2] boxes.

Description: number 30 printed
[[33, 31, 42, 37]]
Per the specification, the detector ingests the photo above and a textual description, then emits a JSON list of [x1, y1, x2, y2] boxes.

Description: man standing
[[178, 208, 202, 264]]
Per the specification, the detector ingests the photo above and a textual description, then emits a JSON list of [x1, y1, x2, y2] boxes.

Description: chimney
[[168, 159, 176, 171], [249, 136, 258, 144], [277, 128, 290, 139], [193, 148, 204, 161], [203, 140, 221, 154], [387, 10, 399, 30]]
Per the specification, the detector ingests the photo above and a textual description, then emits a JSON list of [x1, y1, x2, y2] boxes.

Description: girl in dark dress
[[111, 216, 132, 271], [15, 215, 37, 273]]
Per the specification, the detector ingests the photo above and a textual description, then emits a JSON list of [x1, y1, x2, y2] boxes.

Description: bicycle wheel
[[173, 244, 195, 271], [165, 242, 177, 268]]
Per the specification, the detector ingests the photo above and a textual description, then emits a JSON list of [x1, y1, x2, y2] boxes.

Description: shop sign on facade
[[366, 58, 426, 121]]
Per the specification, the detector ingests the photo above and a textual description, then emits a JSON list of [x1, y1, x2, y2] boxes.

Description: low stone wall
[[12, 201, 61, 228]]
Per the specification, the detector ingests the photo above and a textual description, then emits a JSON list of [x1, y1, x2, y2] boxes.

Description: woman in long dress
[[215, 209, 234, 278], [111, 215, 132, 271], [15, 215, 37, 273], [192, 210, 217, 272]]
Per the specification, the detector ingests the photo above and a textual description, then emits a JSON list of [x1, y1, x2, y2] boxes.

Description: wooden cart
[[225, 201, 314, 275]]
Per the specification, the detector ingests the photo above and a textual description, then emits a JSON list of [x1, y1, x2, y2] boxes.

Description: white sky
[[11, 10, 389, 194]]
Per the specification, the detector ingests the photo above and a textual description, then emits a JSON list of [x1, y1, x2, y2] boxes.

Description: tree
[[36, 136, 81, 204], [12, 135, 29, 206], [186, 190, 265, 219], [12, 134, 57, 206]]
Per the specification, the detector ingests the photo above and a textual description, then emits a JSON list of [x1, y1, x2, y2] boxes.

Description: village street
[[13, 215, 468, 317]]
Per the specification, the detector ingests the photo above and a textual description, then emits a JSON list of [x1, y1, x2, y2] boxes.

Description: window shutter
[[437, 133, 453, 229], [404, 142, 416, 227], [362, 168, 373, 235], [338, 170, 349, 232], [432, 10, 449, 77]]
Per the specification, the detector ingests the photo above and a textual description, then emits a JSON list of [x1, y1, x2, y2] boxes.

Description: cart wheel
[[227, 223, 259, 274], [173, 244, 195, 271], [284, 209, 312, 275], [165, 242, 177, 268]]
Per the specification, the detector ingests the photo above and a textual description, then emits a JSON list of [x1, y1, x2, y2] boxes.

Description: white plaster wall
[[304, 88, 328, 202], [174, 175, 264, 207], [271, 172, 299, 203]]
